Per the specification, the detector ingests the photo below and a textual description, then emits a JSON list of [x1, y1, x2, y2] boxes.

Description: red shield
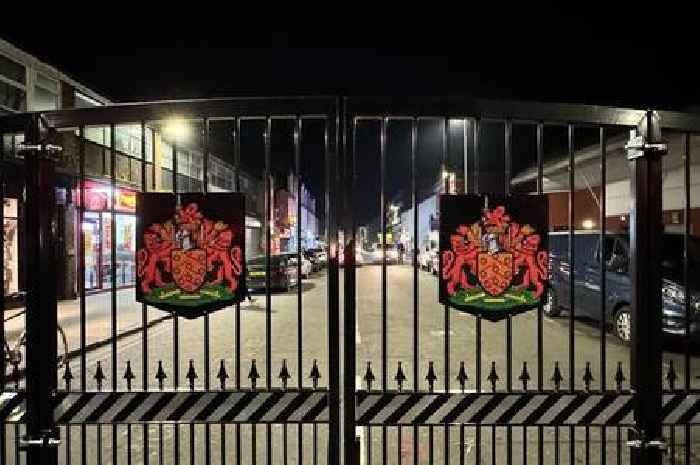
[[477, 252, 514, 296], [171, 249, 207, 293]]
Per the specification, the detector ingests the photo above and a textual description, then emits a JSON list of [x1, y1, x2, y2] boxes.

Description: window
[[0, 54, 25, 84], [0, 80, 25, 111], [32, 73, 59, 111]]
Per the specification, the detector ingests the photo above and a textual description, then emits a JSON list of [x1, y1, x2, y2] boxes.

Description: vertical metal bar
[[683, 132, 691, 390], [504, 119, 513, 465], [397, 427, 402, 465], [380, 117, 388, 465], [567, 124, 576, 465], [294, 115, 302, 465], [474, 117, 482, 464], [24, 114, 58, 465], [76, 126, 87, 465], [380, 117, 387, 391], [139, 122, 149, 465], [567, 123, 575, 392], [234, 117, 242, 465], [536, 122, 544, 465], [221, 424, 226, 465], [327, 104, 341, 465], [585, 427, 590, 465], [172, 141, 180, 461], [684, 131, 691, 465], [109, 124, 118, 465], [599, 127, 607, 390], [66, 426, 71, 465], [264, 116, 272, 465], [629, 111, 664, 465], [441, 117, 450, 465], [343, 108, 357, 465], [202, 118, 211, 465], [295, 116, 302, 390], [411, 117, 419, 465]]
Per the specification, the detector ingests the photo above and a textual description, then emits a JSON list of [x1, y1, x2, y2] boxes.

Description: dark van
[[546, 231, 700, 343]]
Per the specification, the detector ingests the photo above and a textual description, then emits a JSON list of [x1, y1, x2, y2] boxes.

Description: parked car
[[284, 253, 313, 278], [303, 250, 323, 272], [370, 243, 401, 265], [246, 255, 299, 292], [307, 248, 327, 268], [546, 231, 700, 343]]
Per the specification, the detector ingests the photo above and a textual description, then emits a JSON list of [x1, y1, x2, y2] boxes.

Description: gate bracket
[[626, 428, 667, 452], [19, 429, 60, 450]]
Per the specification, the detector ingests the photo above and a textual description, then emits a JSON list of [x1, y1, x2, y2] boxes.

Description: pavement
[[3, 265, 699, 464]]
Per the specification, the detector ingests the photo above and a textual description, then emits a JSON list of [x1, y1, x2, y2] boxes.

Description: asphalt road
[[4, 265, 700, 464]]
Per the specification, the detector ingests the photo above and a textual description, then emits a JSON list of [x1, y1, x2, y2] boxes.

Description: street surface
[[3, 265, 699, 464]]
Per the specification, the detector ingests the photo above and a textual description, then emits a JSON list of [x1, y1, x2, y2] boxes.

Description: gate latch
[[19, 429, 60, 450], [626, 428, 667, 452]]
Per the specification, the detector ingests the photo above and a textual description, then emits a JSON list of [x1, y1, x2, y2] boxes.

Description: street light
[[164, 118, 189, 142]]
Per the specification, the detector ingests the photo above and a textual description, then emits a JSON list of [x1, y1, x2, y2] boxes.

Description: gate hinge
[[625, 111, 668, 160], [626, 428, 667, 452], [19, 429, 60, 450]]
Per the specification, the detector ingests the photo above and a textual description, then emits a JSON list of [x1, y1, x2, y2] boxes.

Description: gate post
[[22, 115, 59, 464], [626, 110, 667, 465]]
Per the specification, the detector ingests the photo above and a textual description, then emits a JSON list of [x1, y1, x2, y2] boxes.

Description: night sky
[[2, 10, 697, 229], [2, 10, 696, 109]]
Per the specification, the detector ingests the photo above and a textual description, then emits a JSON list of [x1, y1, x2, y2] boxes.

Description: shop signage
[[439, 194, 549, 321], [136, 193, 246, 317]]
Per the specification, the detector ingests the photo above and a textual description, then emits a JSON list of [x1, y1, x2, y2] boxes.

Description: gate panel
[[344, 99, 700, 465], [1, 98, 340, 465]]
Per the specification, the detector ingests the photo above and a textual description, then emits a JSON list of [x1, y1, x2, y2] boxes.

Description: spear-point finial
[[426, 361, 437, 392], [123, 361, 136, 391], [309, 359, 321, 389], [551, 362, 563, 392], [395, 362, 407, 392], [666, 360, 677, 391], [615, 362, 626, 392], [186, 360, 198, 390], [155, 360, 167, 390], [583, 362, 594, 392], [248, 359, 260, 390], [487, 362, 499, 392], [363, 362, 375, 391], [94, 361, 105, 391], [279, 359, 292, 390], [63, 361, 74, 391], [456, 361, 469, 393], [518, 362, 531, 391], [217, 360, 229, 390]]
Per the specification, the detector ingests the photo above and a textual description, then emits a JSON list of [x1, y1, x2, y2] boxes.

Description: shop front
[[2, 197, 19, 297], [79, 180, 136, 292]]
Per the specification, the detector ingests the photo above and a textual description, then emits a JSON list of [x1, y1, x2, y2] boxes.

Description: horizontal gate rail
[[354, 392, 700, 426], [0, 390, 329, 424]]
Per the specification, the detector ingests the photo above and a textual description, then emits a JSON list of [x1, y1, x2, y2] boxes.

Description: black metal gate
[[1, 97, 699, 465]]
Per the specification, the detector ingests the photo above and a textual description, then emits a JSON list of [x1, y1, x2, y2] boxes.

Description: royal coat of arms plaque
[[439, 194, 549, 321], [136, 193, 246, 317]]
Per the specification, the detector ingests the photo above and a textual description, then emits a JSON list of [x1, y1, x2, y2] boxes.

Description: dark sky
[[2, 9, 697, 110]]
